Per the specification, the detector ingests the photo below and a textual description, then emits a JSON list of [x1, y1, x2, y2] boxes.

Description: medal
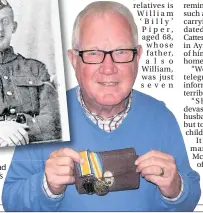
[[82, 175, 96, 194], [93, 180, 109, 196], [78, 151, 109, 196]]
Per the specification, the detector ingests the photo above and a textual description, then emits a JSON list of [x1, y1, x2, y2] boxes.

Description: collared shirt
[[76, 87, 132, 132]]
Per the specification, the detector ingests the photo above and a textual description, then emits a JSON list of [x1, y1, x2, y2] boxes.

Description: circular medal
[[103, 171, 114, 186], [93, 180, 109, 196], [82, 176, 96, 194]]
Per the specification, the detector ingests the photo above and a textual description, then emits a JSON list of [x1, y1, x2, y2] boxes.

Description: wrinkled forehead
[[79, 12, 134, 48], [80, 11, 133, 36], [80, 10, 130, 26]]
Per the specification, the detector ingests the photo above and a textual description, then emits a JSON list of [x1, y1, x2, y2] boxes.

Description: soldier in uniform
[[0, 0, 61, 146]]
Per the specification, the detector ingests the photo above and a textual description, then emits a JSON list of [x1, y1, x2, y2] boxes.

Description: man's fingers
[[136, 157, 168, 173], [1, 129, 28, 146], [50, 148, 82, 164], [0, 121, 29, 146], [55, 157, 74, 168], [140, 165, 166, 177], [20, 123, 30, 129], [14, 131, 25, 145], [9, 135, 20, 146], [18, 128, 29, 144], [48, 175, 75, 186], [135, 150, 174, 165], [0, 136, 17, 146], [46, 149, 80, 194], [144, 174, 165, 185], [54, 165, 74, 176], [2, 137, 14, 146]]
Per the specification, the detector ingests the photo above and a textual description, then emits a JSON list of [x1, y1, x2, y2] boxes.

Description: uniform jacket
[[0, 46, 61, 142]]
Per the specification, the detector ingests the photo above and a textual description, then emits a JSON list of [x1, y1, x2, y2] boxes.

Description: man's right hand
[[0, 121, 29, 147], [45, 148, 83, 195]]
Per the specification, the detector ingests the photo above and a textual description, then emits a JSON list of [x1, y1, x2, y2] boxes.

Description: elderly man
[[2, 1, 200, 211], [0, 0, 61, 146]]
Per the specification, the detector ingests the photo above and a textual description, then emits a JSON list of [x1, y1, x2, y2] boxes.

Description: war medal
[[93, 179, 109, 196]]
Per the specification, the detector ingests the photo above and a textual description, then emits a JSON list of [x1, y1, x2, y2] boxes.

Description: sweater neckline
[[75, 88, 137, 136]]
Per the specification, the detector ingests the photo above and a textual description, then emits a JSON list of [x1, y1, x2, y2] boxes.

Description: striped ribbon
[[78, 150, 103, 179]]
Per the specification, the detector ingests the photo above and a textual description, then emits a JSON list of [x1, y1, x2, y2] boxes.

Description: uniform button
[[3, 76, 8, 80], [10, 108, 16, 114], [6, 91, 13, 96], [29, 80, 33, 85]]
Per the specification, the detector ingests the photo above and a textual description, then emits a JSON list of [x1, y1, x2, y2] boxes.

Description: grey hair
[[72, 1, 138, 49]]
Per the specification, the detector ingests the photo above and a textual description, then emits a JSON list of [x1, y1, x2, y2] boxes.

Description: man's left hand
[[135, 150, 181, 199]]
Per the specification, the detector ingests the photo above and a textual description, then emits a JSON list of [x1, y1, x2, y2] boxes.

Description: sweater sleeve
[[154, 107, 201, 211], [2, 144, 64, 211]]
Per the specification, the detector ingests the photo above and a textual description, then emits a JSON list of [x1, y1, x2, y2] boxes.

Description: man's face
[[69, 12, 142, 107], [0, 7, 16, 51]]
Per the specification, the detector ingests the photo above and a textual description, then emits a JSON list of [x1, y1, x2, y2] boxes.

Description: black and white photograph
[[0, 0, 69, 147]]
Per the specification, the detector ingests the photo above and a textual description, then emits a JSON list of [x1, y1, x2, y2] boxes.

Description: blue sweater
[[2, 88, 201, 211]]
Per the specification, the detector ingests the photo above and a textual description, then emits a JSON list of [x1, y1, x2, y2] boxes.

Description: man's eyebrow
[[80, 46, 100, 50], [80, 44, 134, 51], [114, 44, 135, 49]]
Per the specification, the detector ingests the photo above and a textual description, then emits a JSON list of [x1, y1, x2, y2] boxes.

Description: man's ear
[[68, 50, 78, 71], [136, 45, 142, 63], [12, 21, 17, 34]]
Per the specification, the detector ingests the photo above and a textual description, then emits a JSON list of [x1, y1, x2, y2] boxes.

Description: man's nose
[[99, 53, 118, 75]]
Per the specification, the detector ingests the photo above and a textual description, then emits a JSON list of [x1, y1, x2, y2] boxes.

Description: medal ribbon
[[89, 152, 103, 179], [79, 150, 91, 176], [79, 150, 103, 179]]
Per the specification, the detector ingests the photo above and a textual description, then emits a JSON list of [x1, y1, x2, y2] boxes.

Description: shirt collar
[[77, 86, 132, 132], [0, 46, 18, 64]]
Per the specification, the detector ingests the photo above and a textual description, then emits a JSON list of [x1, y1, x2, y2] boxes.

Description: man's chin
[[0, 44, 8, 52], [96, 95, 123, 106]]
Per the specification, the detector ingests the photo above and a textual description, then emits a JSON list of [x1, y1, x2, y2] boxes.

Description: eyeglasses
[[76, 48, 138, 64]]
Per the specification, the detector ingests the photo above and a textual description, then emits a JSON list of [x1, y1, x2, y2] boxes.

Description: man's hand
[[0, 121, 29, 147], [45, 148, 84, 195], [135, 150, 181, 199]]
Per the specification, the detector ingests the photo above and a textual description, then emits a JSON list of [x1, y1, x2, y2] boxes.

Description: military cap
[[0, 0, 11, 10]]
